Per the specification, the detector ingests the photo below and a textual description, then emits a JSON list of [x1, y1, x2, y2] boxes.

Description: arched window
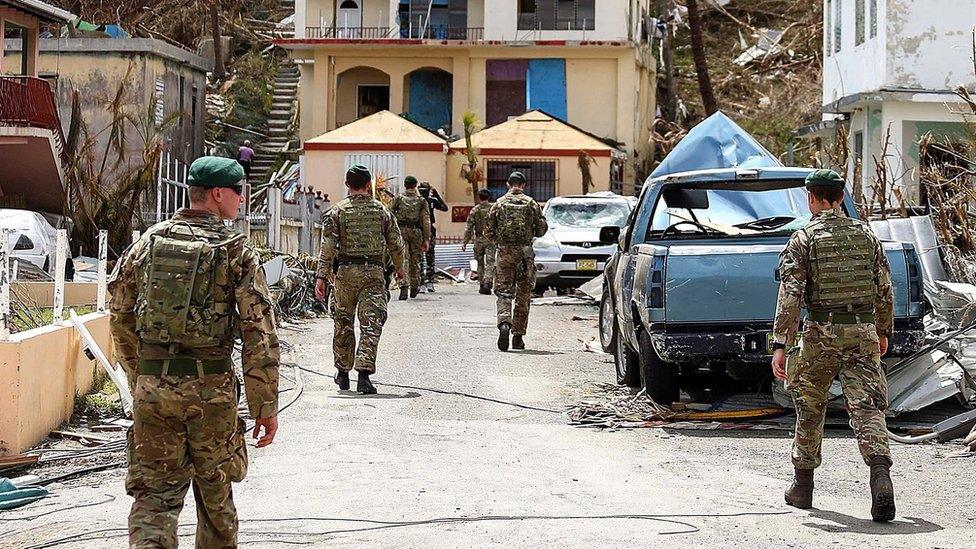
[[340, 1, 359, 8]]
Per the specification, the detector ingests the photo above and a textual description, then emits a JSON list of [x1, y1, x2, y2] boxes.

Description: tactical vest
[[495, 196, 535, 246], [470, 205, 488, 238], [339, 198, 386, 257], [136, 222, 243, 351], [806, 215, 876, 312], [394, 195, 426, 228]]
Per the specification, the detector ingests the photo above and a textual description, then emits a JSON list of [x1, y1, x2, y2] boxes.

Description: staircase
[[249, 61, 300, 183]]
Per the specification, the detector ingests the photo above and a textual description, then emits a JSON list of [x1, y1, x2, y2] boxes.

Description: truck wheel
[[599, 290, 615, 352], [638, 330, 680, 405], [614, 333, 641, 387]]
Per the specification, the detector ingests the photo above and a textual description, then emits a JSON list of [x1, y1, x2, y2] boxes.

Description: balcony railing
[[302, 26, 484, 41], [304, 26, 396, 39], [0, 76, 68, 169]]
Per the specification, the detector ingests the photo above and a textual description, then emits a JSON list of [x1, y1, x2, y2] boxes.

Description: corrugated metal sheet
[[344, 153, 405, 194], [434, 242, 475, 270], [870, 216, 948, 283]]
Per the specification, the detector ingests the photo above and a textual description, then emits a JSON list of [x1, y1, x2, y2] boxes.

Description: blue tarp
[[526, 59, 567, 121], [651, 112, 782, 178], [0, 477, 48, 510]]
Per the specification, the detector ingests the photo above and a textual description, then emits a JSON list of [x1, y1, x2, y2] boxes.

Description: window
[[518, 0, 595, 31], [870, 0, 878, 38], [825, 0, 833, 56], [834, 0, 842, 53], [190, 85, 199, 148], [486, 159, 557, 202], [855, 0, 865, 45], [357, 85, 389, 118], [178, 75, 185, 128], [853, 130, 864, 188]]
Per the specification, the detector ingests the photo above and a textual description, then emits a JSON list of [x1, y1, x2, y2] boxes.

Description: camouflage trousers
[[785, 321, 892, 470], [494, 245, 536, 335], [424, 231, 437, 284], [402, 228, 425, 290], [127, 371, 247, 549], [332, 264, 388, 373], [473, 239, 496, 287]]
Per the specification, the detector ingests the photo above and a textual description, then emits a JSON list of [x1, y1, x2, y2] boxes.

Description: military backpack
[[136, 223, 244, 350], [393, 194, 426, 229], [338, 198, 386, 257], [494, 196, 536, 246], [806, 216, 876, 312]]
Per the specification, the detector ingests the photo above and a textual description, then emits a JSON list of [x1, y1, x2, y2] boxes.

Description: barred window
[[518, 0, 595, 31], [834, 0, 842, 53], [486, 159, 557, 202]]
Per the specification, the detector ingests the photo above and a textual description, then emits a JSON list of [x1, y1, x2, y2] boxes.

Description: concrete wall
[[0, 312, 112, 455], [335, 65, 392, 127], [3, 38, 210, 165], [483, 0, 632, 41], [823, 0, 976, 105]]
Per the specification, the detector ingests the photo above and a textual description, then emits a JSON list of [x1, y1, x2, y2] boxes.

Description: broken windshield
[[649, 186, 811, 238], [545, 200, 632, 229]]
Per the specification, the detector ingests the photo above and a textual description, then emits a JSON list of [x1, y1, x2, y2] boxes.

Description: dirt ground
[[2, 283, 975, 548]]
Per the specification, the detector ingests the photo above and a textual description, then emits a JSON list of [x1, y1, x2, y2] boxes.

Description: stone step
[[275, 82, 298, 89], [269, 110, 293, 117], [276, 77, 299, 84], [267, 119, 290, 127], [271, 102, 293, 110], [267, 129, 292, 137]]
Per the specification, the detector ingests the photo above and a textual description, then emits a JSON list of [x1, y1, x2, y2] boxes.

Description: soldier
[[389, 175, 431, 300], [315, 165, 406, 394], [109, 156, 280, 548], [485, 172, 548, 351], [771, 169, 895, 522], [418, 181, 448, 292], [462, 188, 495, 295]]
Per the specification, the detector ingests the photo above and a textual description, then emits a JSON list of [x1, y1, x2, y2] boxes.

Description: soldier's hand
[[396, 268, 407, 281], [253, 416, 278, 448], [879, 335, 889, 356], [771, 349, 787, 381], [424, 241, 431, 252], [315, 278, 326, 300]]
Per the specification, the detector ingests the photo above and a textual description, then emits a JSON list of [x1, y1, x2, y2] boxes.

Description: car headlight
[[534, 233, 559, 249]]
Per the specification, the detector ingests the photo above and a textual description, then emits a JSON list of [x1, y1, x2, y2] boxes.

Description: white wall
[[822, 0, 887, 105], [484, 0, 631, 42], [885, 0, 976, 90]]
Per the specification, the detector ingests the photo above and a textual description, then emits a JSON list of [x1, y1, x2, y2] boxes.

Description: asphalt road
[[3, 283, 975, 548]]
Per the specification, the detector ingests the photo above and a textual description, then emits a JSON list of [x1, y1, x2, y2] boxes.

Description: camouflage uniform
[[773, 208, 894, 470], [485, 189, 548, 335], [464, 202, 496, 288], [390, 189, 431, 292], [317, 194, 405, 374], [110, 209, 280, 549]]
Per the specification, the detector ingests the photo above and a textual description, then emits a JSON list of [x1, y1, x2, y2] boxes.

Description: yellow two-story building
[[278, 0, 655, 237]]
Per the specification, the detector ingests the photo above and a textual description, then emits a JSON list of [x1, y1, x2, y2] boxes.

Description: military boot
[[869, 457, 896, 522], [512, 334, 525, 350], [357, 372, 377, 395], [399, 286, 409, 301], [479, 284, 491, 295], [497, 322, 511, 351], [426, 281, 435, 293], [784, 468, 814, 509], [410, 287, 419, 298], [334, 370, 350, 391]]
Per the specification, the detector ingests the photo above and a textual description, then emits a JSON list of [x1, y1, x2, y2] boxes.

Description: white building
[[800, 0, 976, 203]]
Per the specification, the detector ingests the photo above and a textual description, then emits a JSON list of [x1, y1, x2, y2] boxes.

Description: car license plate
[[576, 259, 598, 271]]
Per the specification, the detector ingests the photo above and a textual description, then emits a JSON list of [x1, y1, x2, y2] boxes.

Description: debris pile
[[258, 251, 327, 322]]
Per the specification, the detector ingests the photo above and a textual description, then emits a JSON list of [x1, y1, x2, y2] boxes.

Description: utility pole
[[657, 0, 678, 122]]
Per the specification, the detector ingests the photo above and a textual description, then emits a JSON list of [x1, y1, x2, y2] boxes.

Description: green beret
[[508, 171, 526, 184], [805, 169, 845, 189], [187, 156, 244, 188], [346, 164, 372, 186], [404, 175, 418, 186]]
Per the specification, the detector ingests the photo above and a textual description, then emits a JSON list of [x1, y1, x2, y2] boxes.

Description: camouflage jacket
[[316, 194, 405, 278], [773, 208, 894, 344], [390, 189, 431, 242], [463, 202, 492, 246], [484, 189, 548, 246], [108, 209, 280, 419]]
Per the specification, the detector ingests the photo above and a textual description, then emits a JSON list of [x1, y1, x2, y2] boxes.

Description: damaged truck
[[599, 113, 927, 404]]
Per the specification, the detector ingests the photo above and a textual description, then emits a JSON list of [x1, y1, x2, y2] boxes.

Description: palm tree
[[686, 0, 717, 116], [460, 111, 483, 204]]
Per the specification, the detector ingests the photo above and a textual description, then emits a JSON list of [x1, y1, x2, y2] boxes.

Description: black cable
[[0, 495, 115, 521], [18, 510, 792, 548], [293, 365, 562, 414], [35, 461, 126, 486]]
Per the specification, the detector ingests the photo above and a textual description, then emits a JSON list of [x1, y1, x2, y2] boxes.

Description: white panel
[[344, 153, 405, 195]]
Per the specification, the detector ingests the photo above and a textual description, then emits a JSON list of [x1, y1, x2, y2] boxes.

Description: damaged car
[[599, 113, 927, 403]]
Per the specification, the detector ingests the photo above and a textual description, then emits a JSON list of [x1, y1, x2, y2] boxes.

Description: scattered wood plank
[[50, 431, 111, 446], [0, 454, 39, 469]]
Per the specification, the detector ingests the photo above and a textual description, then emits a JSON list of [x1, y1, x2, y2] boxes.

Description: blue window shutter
[[526, 59, 567, 121]]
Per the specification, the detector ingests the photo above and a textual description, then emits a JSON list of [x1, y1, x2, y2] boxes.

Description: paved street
[[4, 283, 975, 548]]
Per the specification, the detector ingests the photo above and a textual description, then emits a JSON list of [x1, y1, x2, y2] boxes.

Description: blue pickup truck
[[598, 114, 927, 404]]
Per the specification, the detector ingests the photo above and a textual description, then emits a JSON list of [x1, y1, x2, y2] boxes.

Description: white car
[[0, 209, 59, 275], [533, 193, 636, 294]]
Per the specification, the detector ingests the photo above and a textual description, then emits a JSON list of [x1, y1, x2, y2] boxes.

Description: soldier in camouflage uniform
[[771, 169, 895, 522], [389, 175, 431, 300], [462, 188, 495, 295], [315, 165, 406, 394], [485, 172, 548, 351], [109, 156, 280, 549]]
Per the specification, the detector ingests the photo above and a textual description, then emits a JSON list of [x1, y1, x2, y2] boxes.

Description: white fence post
[[53, 229, 67, 324], [11, 259, 18, 281], [0, 229, 9, 341], [156, 154, 163, 223], [97, 230, 108, 312], [267, 187, 282, 251]]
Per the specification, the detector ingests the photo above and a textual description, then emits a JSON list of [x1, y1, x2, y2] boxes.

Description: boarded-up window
[[154, 77, 165, 125], [518, 0, 595, 31], [486, 159, 557, 202], [486, 60, 527, 126], [855, 0, 865, 45]]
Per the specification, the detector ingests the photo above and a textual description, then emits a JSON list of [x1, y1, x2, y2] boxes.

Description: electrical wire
[[17, 510, 793, 548]]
